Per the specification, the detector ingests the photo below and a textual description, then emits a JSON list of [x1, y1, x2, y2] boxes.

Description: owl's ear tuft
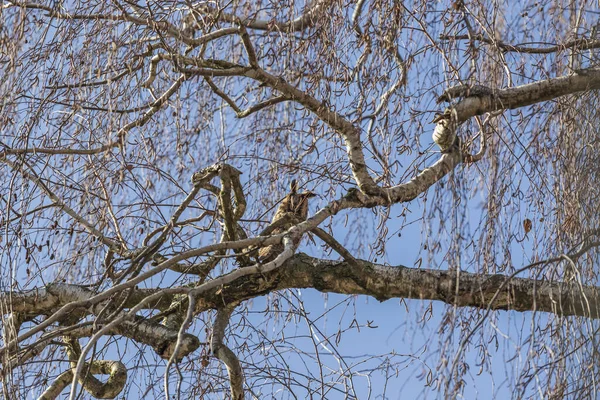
[[290, 179, 298, 194]]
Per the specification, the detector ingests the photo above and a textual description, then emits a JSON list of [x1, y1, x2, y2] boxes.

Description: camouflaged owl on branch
[[432, 108, 459, 153], [258, 180, 316, 263]]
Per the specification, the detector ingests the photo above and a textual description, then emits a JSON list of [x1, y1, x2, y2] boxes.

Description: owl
[[258, 180, 316, 263], [432, 113, 458, 153]]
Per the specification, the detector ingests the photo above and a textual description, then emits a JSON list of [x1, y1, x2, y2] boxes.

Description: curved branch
[[39, 360, 127, 400], [244, 68, 382, 196], [62, 335, 127, 399], [39, 369, 74, 400], [211, 306, 243, 400]]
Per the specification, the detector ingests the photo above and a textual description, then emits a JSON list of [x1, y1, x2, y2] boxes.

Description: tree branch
[[191, 0, 333, 32], [191, 253, 600, 319], [441, 68, 600, 122], [244, 68, 383, 196], [211, 306, 243, 400], [62, 335, 128, 399], [2, 158, 124, 254], [440, 33, 600, 54]]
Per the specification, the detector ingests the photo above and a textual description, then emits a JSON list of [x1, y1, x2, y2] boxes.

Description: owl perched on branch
[[432, 108, 459, 153], [258, 180, 316, 263]]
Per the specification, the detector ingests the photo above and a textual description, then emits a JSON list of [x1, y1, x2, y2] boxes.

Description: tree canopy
[[2, 0, 600, 398]]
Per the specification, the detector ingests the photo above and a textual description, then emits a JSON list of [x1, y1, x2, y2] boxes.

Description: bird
[[432, 108, 459, 153], [258, 180, 316, 263]]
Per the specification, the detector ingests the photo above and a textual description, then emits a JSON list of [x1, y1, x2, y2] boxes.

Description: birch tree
[[1, 0, 600, 398]]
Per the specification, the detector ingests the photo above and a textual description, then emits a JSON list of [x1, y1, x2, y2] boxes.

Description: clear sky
[[4, 1, 600, 399]]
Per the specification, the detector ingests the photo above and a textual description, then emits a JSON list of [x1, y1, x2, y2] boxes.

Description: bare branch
[[39, 369, 74, 400], [2, 158, 124, 253], [4, 2, 124, 21], [205, 77, 288, 118], [311, 227, 359, 266], [193, 253, 600, 320], [444, 68, 600, 122], [351, 0, 368, 36], [211, 306, 243, 400], [117, 75, 186, 145], [186, 27, 240, 46], [238, 26, 258, 68], [236, 96, 289, 118], [204, 77, 242, 113], [441, 33, 600, 54], [244, 68, 383, 196], [41, 360, 127, 399], [62, 335, 127, 399], [0, 142, 119, 156], [191, 0, 333, 32]]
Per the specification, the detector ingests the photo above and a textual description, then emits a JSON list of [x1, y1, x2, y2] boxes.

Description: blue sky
[[3, 1, 600, 398]]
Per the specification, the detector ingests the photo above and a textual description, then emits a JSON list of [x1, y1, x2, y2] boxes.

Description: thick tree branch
[[441, 68, 600, 122], [4, 250, 600, 386], [20, 252, 590, 321], [0, 284, 200, 366], [191, 254, 600, 319]]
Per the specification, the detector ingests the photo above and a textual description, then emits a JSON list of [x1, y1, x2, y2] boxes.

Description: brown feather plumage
[[258, 180, 316, 263]]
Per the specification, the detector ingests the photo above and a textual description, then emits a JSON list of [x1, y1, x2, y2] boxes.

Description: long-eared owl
[[258, 180, 316, 263]]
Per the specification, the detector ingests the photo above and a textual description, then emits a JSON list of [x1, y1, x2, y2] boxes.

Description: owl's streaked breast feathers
[[258, 180, 316, 263]]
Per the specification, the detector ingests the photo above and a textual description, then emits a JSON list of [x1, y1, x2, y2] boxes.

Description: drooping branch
[[2, 158, 124, 254], [190, 0, 333, 32], [440, 33, 600, 54]]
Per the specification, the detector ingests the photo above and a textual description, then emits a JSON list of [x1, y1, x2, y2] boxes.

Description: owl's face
[[272, 191, 317, 223], [287, 191, 317, 219], [260, 190, 316, 262]]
